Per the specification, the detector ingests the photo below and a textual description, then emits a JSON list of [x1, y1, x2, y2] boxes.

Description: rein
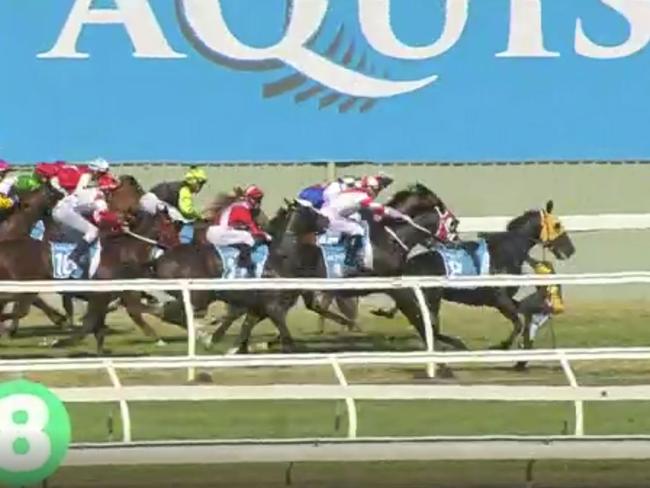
[[123, 229, 166, 248]]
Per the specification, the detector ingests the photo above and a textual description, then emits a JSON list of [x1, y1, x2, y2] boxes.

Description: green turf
[[4, 296, 650, 485], [48, 460, 650, 487]]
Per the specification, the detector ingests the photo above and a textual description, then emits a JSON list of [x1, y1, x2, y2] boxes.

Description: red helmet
[[35, 162, 62, 179], [244, 185, 264, 201]]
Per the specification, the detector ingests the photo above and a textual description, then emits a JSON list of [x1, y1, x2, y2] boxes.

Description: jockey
[[49, 158, 111, 196], [15, 161, 68, 194], [145, 166, 207, 222], [206, 185, 271, 275], [51, 160, 122, 275], [0, 160, 17, 211], [297, 176, 357, 210], [321, 174, 403, 270]]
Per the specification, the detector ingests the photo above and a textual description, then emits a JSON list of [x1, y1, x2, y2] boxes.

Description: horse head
[[107, 175, 144, 215], [130, 207, 181, 249], [506, 200, 576, 260], [386, 183, 459, 242]]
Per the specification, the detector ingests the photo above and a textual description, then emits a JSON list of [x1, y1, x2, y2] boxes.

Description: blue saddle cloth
[[214, 244, 270, 279], [179, 223, 195, 244], [30, 220, 45, 241], [317, 223, 370, 278], [431, 239, 490, 277], [50, 241, 100, 280]]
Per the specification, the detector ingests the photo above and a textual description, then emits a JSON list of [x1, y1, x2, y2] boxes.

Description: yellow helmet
[[184, 166, 207, 184]]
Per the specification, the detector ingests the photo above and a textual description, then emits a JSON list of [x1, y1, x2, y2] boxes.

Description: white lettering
[[576, 0, 650, 59], [358, 0, 469, 59], [38, 0, 184, 59], [496, 0, 560, 58], [179, 0, 437, 98]]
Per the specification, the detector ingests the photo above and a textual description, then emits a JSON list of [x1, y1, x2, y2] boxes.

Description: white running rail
[[6, 348, 650, 464], [0, 272, 647, 463], [2, 272, 650, 381]]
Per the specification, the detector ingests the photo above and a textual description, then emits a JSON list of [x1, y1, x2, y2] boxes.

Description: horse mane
[[506, 210, 540, 231], [386, 183, 445, 209], [119, 175, 144, 195], [203, 187, 244, 220]]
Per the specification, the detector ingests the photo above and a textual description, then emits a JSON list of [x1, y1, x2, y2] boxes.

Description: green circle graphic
[[0, 379, 71, 487]]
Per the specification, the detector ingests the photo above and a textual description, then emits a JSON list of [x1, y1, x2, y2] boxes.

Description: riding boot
[[344, 235, 364, 270], [235, 244, 256, 277], [69, 240, 92, 278]]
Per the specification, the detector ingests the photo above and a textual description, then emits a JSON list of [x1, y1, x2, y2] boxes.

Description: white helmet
[[88, 157, 109, 173]]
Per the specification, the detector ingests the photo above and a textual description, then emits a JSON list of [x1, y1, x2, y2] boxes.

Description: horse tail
[[203, 191, 240, 221]]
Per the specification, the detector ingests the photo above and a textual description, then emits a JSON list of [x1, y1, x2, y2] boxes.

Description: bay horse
[[0, 175, 154, 334], [0, 206, 179, 351]]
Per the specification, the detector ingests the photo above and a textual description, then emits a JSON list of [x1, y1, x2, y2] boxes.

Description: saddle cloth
[[316, 222, 371, 278], [50, 241, 101, 280], [430, 239, 491, 278], [30, 220, 101, 279], [214, 244, 270, 279], [179, 223, 194, 244]]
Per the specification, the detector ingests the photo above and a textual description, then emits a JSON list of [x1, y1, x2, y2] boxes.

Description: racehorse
[[314, 183, 458, 333], [0, 205, 179, 350], [0, 175, 154, 334], [135, 200, 332, 353], [379, 201, 576, 359], [207, 184, 456, 353]]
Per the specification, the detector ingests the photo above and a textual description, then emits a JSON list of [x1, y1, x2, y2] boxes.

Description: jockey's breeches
[[206, 226, 255, 247], [139, 192, 186, 222], [52, 203, 98, 243], [321, 209, 365, 237]]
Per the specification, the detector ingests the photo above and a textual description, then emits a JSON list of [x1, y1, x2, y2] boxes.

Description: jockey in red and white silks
[[206, 185, 271, 272], [320, 175, 399, 235], [51, 158, 121, 270], [320, 175, 401, 269]]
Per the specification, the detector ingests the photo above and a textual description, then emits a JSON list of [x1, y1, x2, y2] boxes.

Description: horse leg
[[209, 305, 247, 347], [1, 295, 37, 338], [303, 292, 355, 332], [336, 295, 361, 332], [490, 289, 526, 351], [121, 291, 164, 344], [62, 295, 75, 327], [315, 292, 332, 335], [231, 313, 265, 354], [53, 294, 112, 349], [370, 305, 399, 319], [31, 296, 68, 329]]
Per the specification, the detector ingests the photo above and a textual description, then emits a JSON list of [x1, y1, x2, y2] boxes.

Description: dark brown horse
[[0, 175, 153, 334], [0, 205, 180, 350]]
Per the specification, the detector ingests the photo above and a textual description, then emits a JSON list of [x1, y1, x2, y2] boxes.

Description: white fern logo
[[175, 0, 438, 113]]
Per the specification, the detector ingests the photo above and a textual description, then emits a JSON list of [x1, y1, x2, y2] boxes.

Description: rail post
[[329, 356, 358, 439], [559, 353, 584, 436], [104, 361, 132, 443], [181, 282, 196, 382], [412, 286, 435, 378]]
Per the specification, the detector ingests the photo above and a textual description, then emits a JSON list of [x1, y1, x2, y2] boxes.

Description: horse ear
[[546, 200, 554, 214]]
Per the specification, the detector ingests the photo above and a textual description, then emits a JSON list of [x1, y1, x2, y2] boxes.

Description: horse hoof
[[155, 339, 167, 347], [436, 365, 455, 379], [226, 347, 239, 355], [514, 361, 528, 372]]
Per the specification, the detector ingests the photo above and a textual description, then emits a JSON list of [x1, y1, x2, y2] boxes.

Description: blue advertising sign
[[1, 0, 649, 163]]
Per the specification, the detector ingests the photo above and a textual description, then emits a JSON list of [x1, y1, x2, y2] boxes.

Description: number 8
[[0, 394, 51, 471]]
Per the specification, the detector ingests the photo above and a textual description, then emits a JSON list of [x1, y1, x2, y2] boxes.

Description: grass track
[[3, 296, 650, 486]]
